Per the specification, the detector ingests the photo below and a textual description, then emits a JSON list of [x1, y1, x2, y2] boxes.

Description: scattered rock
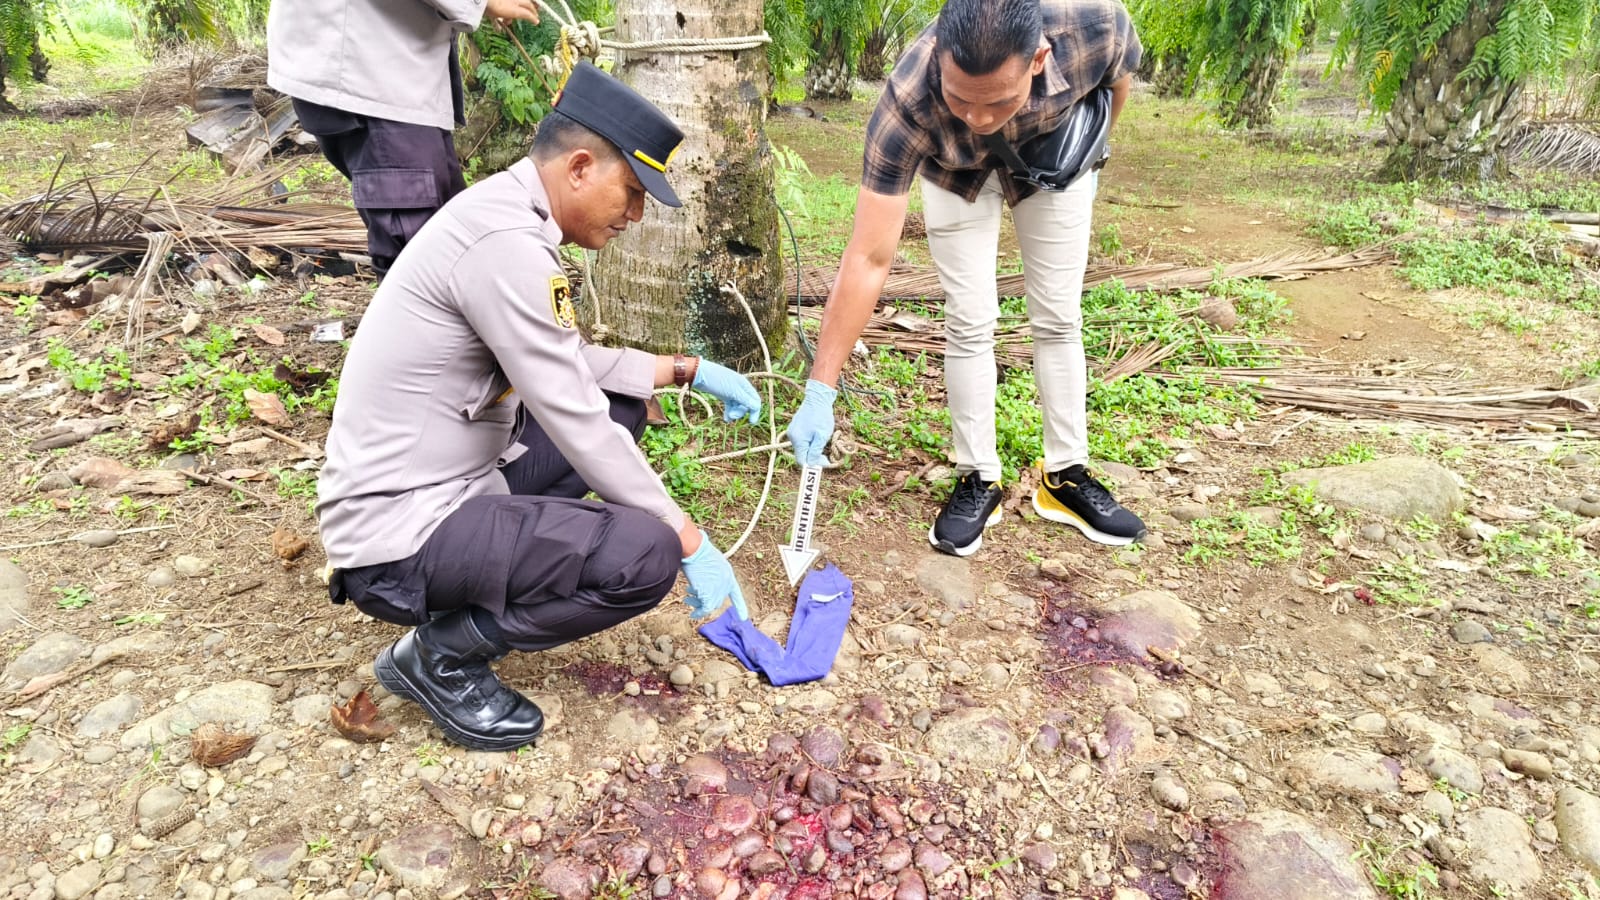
[[1458, 807, 1542, 892], [1415, 744, 1482, 795], [1279, 456, 1463, 523], [924, 708, 1017, 768], [915, 554, 974, 610], [1095, 590, 1200, 658], [1211, 809, 1378, 899], [0, 561, 31, 634], [1501, 748, 1553, 780], [1555, 787, 1600, 877], [1450, 620, 1492, 644], [1, 631, 91, 692], [121, 681, 275, 748], [1289, 748, 1399, 796]]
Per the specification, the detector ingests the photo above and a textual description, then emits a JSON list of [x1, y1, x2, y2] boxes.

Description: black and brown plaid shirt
[[862, 0, 1142, 207]]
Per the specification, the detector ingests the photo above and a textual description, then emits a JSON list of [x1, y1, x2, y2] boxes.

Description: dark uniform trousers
[[292, 99, 467, 275], [333, 396, 681, 651]]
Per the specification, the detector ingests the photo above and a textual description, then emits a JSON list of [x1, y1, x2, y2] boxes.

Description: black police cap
[[553, 60, 685, 208]]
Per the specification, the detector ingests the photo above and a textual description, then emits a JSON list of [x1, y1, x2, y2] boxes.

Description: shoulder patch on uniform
[[549, 275, 576, 329]]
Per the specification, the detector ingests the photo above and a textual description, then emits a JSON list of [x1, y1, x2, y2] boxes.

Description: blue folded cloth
[[697, 563, 854, 686]]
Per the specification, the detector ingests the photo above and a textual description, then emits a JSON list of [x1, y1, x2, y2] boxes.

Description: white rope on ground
[[719, 281, 778, 559]]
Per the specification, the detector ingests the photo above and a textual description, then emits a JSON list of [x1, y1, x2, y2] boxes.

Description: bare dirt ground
[[2, 70, 1600, 900]]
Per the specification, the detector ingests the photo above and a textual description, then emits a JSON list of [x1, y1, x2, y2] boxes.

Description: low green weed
[[53, 585, 94, 610]]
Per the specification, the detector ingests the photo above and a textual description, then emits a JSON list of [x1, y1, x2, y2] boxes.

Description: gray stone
[[1415, 744, 1482, 795], [1169, 503, 1210, 523], [1450, 621, 1492, 644], [1099, 706, 1158, 775], [883, 624, 926, 648], [252, 842, 305, 881], [145, 568, 177, 589], [1472, 646, 1531, 687], [173, 555, 212, 578], [1089, 667, 1138, 704], [915, 554, 974, 610], [692, 660, 743, 693], [0, 561, 29, 635], [1349, 713, 1388, 735], [538, 858, 600, 900], [136, 785, 186, 824], [16, 732, 63, 770], [604, 709, 658, 746], [1144, 689, 1190, 723], [53, 860, 102, 900], [82, 745, 117, 765], [1290, 748, 1399, 796], [1279, 456, 1463, 523], [72, 529, 119, 548], [121, 681, 275, 749], [1242, 671, 1282, 696], [1151, 775, 1189, 812], [1458, 807, 1541, 892], [1501, 748, 1553, 780], [236, 889, 291, 900], [35, 472, 74, 492], [1391, 711, 1463, 749], [77, 694, 143, 739], [375, 823, 476, 894], [1554, 787, 1600, 877], [1211, 809, 1378, 900], [1, 632, 91, 692], [1095, 590, 1200, 658], [92, 633, 164, 667], [924, 708, 1016, 769], [289, 694, 333, 727]]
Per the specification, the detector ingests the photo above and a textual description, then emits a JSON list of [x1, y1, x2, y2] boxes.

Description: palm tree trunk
[[1221, 49, 1286, 129], [1380, 0, 1521, 181], [804, 32, 852, 100], [595, 0, 785, 369], [1152, 50, 1192, 99]]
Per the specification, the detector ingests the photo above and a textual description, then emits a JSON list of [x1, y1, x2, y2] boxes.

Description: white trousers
[[922, 171, 1096, 482]]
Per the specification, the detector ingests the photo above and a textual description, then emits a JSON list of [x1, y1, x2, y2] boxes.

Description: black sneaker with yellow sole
[[928, 471, 1003, 557], [1032, 462, 1146, 546]]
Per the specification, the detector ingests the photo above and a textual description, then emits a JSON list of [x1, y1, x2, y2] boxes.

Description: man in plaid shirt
[[783, 0, 1148, 557]]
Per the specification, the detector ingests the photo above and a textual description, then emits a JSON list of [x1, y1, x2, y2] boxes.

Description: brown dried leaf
[[115, 469, 189, 496], [251, 323, 286, 346], [190, 722, 258, 767], [244, 389, 291, 427], [330, 690, 396, 743], [147, 413, 201, 449], [217, 467, 268, 482], [272, 524, 309, 563], [69, 456, 136, 489], [273, 361, 331, 392]]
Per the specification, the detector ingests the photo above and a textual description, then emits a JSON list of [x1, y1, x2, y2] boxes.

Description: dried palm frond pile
[[794, 246, 1394, 303], [0, 159, 364, 260], [1507, 123, 1600, 176]]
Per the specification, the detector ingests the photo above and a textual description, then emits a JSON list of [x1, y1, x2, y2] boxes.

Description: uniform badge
[[549, 275, 576, 329]]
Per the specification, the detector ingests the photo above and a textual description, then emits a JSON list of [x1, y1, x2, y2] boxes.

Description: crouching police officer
[[317, 62, 760, 752]]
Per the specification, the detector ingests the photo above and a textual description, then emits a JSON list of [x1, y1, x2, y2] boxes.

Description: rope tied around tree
[[530, 0, 770, 85]]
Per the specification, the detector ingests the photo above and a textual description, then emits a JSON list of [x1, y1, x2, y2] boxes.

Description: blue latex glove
[[692, 359, 761, 424], [680, 531, 749, 620], [784, 379, 837, 467]]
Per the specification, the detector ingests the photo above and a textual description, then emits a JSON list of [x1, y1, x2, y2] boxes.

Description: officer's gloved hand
[[692, 360, 761, 424], [784, 379, 837, 467], [680, 531, 749, 620]]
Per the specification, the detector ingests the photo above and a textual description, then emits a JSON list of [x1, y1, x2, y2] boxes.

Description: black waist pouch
[[984, 86, 1113, 192]]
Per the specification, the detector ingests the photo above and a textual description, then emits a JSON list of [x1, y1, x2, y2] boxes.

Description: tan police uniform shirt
[[316, 158, 686, 570]]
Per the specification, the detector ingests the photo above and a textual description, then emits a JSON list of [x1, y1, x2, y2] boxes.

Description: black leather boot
[[373, 607, 544, 751]]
